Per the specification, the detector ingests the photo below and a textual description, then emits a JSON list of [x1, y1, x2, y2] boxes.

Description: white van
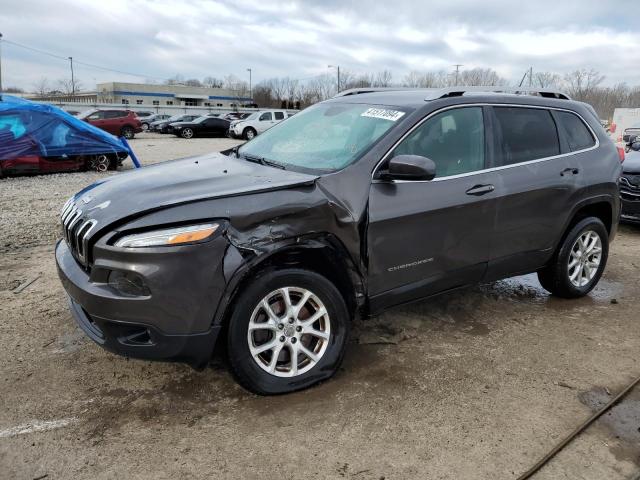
[[229, 110, 291, 140]]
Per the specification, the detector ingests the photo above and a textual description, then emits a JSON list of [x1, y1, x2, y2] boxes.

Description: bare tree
[[57, 78, 82, 95], [32, 77, 50, 97], [563, 68, 605, 98], [534, 71, 562, 88], [202, 76, 223, 88], [373, 70, 393, 87], [184, 78, 202, 87]]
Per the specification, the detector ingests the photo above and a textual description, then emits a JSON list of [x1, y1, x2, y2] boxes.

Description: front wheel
[[537, 217, 609, 298], [181, 128, 194, 139], [141, 123, 149, 131], [227, 269, 350, 395], [121, 126, 135, 139], [243, 127, 257, 140]]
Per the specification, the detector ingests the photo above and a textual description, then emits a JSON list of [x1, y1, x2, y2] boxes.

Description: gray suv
[[56, 87, 621, 394]]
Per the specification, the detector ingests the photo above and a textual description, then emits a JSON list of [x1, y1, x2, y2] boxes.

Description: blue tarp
[[0, 95, 128, 161]]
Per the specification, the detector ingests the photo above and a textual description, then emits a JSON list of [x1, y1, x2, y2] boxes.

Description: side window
[[493, 107, 560, 165], [555, 111, 596, 151], [259, 112, 272, 121], [274, 112, 285, 120], [392, 107, 485, 178], [87, 112, 102, 120]]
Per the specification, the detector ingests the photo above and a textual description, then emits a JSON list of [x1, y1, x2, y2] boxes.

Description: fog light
[[107, 270, 150, 297]]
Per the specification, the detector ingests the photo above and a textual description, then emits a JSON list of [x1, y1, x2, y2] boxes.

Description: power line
[[2, 38, 167, 81]]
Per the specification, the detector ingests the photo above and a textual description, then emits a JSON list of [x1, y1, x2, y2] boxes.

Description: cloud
[[1, 0, 639, 90]]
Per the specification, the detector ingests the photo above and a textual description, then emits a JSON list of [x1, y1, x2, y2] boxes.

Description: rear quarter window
[[493, 107, 560, 165], [555, 111, 596, 151]]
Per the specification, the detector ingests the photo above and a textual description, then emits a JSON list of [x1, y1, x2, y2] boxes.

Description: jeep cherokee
[[56, 87, 622, 395]]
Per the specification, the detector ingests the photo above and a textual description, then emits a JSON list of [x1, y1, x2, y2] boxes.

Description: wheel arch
[[554, 195, 616, 253], [213, 234, 365, 330]]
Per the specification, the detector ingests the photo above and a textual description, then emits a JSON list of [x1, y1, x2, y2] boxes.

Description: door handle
[[560, 167, 580, 176], [465, 184, 495, 196]]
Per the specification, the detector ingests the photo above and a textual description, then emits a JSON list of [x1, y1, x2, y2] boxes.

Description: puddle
[[579, 385, 640, 465]]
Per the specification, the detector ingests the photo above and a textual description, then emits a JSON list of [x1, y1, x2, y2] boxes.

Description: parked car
[[140, 113, 171, 131], [619, 137, 640, 223], [228, 110, 290, 139], [56, 87, 621, 395], [0, 95, 129, 176], [622, 123, 640, 143], [78, 109, 142, 139], [134, 111, 154, 118], [170, 116, 230, 139], [151, 114, 199, 133]]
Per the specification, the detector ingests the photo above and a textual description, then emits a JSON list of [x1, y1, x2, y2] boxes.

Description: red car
[[78, 109, 143, 139]]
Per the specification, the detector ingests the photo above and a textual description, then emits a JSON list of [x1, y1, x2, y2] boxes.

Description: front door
[[367, 106, 496, 311], [257, 112, 273, 133]]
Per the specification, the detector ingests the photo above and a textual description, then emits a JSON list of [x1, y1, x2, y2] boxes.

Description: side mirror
[[383, 155, 436, 181]]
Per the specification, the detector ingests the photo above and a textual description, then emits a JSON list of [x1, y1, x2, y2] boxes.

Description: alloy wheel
[[247, 287, 331, 378], [568, 230, 602, 287]]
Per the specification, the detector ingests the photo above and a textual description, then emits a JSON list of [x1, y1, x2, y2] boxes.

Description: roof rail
[[425, 86, 571, 101], [334, 87, 416, 97], [333, 86, 571, 101]]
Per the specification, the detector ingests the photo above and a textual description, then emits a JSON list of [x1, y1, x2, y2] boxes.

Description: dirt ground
[[1, 134, 639, 479]]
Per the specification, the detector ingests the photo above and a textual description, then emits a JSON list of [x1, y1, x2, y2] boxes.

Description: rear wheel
[[243, 127, 257, 140], [121, 126, 135, 139], [537, 217, 609, 298], [227, 269, 350, 395], [181, 128, 194, 139], [87, 154, 111, 172]]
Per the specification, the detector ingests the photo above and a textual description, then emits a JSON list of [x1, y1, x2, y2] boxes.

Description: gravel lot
[[1, 133, 639, 479]]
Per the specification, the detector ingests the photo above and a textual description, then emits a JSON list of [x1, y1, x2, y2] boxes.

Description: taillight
[[617, 146, 625, 163]]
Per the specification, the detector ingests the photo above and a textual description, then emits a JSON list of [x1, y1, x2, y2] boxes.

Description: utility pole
[[453, 64, 463, 85], [0, 32, 4, 100], [328, 64, 340, 94], [68, 56, 75, 96], [246, 68, 252, 100], [529, 66, 533, 87]]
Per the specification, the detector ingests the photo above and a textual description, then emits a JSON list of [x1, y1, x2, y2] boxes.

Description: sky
[[1, 0, 639, 91]]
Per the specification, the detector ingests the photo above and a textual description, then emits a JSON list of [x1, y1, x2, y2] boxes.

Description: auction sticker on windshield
[[361, 108, 405, 122]]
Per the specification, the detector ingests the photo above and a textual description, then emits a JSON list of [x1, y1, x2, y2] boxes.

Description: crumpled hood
[[71, 152, 318, 228]]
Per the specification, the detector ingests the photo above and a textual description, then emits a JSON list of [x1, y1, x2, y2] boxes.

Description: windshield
[[238, 103, 407, 172], [165, 115, 183, 122]]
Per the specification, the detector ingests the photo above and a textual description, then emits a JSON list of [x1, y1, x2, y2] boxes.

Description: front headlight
[[114, 223, 219, 248]]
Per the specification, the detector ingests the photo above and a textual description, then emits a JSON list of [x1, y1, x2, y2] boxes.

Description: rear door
[[484, 105, 577, 279], [367, 106, 497, 309]]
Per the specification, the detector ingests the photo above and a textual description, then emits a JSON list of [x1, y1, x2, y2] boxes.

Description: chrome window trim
[[371, 103, 600, 184]]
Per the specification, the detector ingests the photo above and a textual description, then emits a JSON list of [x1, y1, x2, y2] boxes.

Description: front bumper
[[620, 180, 640, 223], [55, 238, 228, 368]]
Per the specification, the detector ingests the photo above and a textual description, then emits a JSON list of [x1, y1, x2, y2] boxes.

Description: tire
[[141, 123, 149, 131], [121, 126, 135, 139], [227, 269, 350, 395], [181, 128, 194, 139], [537, 217, 609, 298], [243, 127, 257, 140], [86, 154, 111, 172]]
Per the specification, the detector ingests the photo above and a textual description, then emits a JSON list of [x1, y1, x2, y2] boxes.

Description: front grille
[[60, 199, 97, 267]]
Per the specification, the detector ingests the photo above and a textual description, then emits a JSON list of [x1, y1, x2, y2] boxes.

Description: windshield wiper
[[242, 153, 286, 170]]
